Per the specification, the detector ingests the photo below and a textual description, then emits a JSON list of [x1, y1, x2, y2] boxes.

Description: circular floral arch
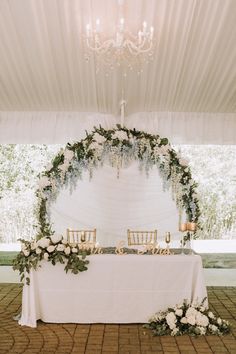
[[36, 125, 200, 238]]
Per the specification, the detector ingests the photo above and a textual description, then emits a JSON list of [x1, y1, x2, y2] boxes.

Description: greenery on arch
[[36, 125, 200, 238]]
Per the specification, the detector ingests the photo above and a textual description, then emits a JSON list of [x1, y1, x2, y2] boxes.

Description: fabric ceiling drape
[[0, 111, 235, 144]]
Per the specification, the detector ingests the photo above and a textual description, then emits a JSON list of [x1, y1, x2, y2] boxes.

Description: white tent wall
[[0, 111, 236, 144]]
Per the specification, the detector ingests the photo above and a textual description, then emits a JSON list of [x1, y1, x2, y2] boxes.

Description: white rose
[[57, 244, 65, 252], [187, 315, 196, 326], [50, 234, 62, 244], [93, 132, 106, 144], [37, 237, 50, 249], [180, 317, 187, 324], [196, 313, 209, 327], [179, 158, 189, 167], [62, 238, 68, 245], [112, 130, 128, 141], [72, 247, 78, 253], [30, 241, 37, 250], [166, 312, 177, 330], [36, 248, 42, 255], [23, 250, 30, 257], [47, 245, 55, 253], [64, 246, 71, 255], [38, 176, 51, 189], [175, 309, 183, 317], [44, 252, 49, 260], [186, 307, 197, 318], [208, 311, 215, 319], [217, 318, 222, 325]]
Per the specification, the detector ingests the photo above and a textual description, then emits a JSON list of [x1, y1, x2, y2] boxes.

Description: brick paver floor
[[0, 284, 235, 354]]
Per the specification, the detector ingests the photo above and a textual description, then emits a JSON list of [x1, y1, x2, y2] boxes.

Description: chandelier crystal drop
[[85, 16, 155, 72]]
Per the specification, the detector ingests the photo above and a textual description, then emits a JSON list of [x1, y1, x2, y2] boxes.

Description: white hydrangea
[[50, 234, 62, 244], [62, 238, 68, 245]]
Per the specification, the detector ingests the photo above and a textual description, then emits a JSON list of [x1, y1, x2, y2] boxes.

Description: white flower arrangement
[[145, 298, 230, 336], [13, 236, 89, 285], [35, 126, 200, 239]]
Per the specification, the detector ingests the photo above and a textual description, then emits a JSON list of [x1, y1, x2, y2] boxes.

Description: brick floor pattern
[[0, 285, 235, 354]]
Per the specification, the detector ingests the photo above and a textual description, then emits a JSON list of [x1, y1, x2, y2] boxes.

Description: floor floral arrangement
[[144, 298, 230, 336]]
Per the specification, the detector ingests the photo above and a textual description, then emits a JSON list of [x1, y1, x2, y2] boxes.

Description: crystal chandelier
[[85, 3, 154, 72]]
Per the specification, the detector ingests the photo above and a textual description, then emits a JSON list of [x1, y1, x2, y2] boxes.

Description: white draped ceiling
[[0, 0, 236, 144]]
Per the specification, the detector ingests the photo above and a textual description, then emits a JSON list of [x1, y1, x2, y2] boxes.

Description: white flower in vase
[[50, 234, 62, 244], [62, 238, 68, 245], [93, 132, 106, 144]]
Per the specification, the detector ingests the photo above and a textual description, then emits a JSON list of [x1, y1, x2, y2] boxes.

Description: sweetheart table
[[19, 254, 207, 328]]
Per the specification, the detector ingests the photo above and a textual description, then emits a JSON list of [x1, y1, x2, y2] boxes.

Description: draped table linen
[[19, 254, 207, 328]]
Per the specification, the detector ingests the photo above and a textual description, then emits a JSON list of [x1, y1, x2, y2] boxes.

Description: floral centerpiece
[[145, 298, 230, 336], [13, 235, 89, 285]]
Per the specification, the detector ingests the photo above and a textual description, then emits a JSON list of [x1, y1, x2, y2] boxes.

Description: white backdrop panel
[[50, 162, 180, 246]]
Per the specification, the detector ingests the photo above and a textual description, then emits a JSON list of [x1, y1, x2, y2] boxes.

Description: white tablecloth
[[19, 255, 207, 327]]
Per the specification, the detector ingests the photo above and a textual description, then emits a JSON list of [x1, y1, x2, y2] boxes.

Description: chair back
[[66, 228, 96, 244], [127, 229, 157, 246]]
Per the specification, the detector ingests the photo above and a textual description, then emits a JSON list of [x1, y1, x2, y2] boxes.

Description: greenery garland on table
[[35, 125, 200, 239], [12, 235, 89, 285], [144, 298, 230, 336]]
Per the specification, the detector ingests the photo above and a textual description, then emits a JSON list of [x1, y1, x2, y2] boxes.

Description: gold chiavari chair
[[127, 229, 157, 246], [66, 228, 96, 244]]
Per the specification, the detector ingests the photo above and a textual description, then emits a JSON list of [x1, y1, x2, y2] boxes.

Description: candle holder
[[187, 222, 197, 255], [179, 223, 187, 255], [165, 232, 171, 251]]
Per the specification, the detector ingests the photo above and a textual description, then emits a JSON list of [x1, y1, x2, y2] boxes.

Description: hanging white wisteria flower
[[35, 125, 200, 238]]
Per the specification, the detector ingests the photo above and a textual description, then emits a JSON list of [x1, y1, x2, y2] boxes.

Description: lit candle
[[96, 18, 100, 32], [86, 23, 91, 37], [150, 26, 154, 40], [165, 232, 171, 244], [120, 17, 124, 30], [179, 223, 187, 232], [187, 222, 197, 232], [143, 21, 147, 33]]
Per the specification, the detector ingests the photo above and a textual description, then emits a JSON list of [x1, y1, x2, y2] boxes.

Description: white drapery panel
[[0, 0, 235, 114], [50, 162, 180, 246], [0, 111, 236, 144]]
